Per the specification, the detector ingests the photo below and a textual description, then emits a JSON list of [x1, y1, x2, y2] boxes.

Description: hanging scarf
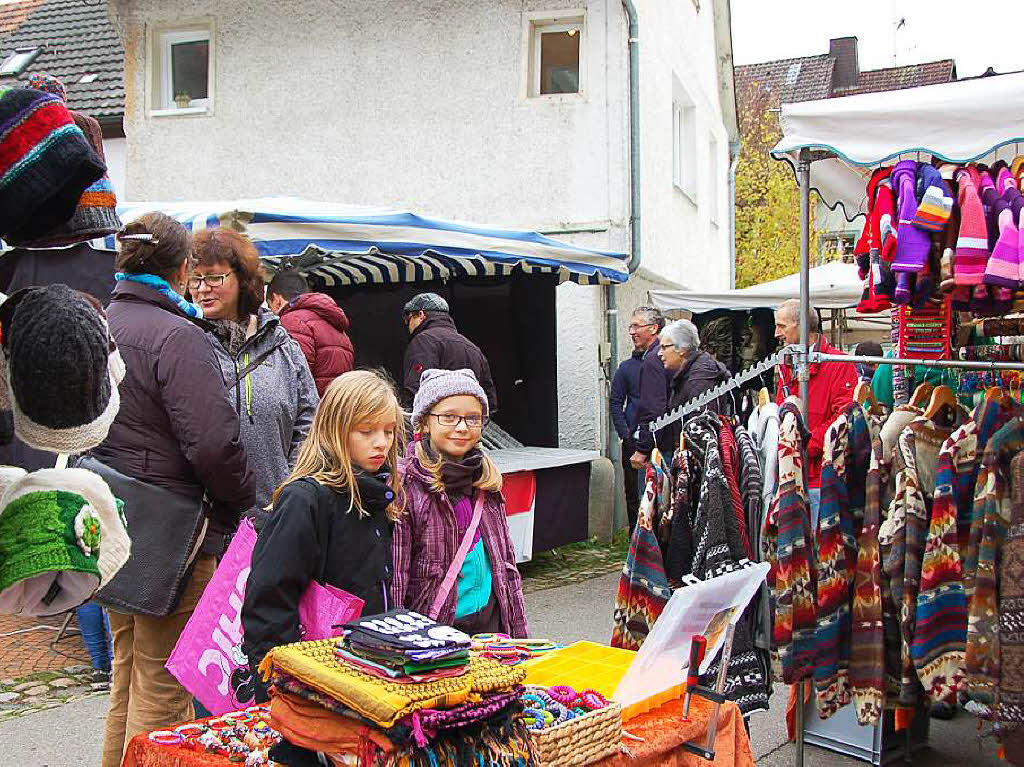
[[115, 271, 203, 318]]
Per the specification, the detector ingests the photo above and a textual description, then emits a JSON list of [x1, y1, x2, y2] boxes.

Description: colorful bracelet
[[548, 685, 577, 706], [148, 730, 183, 746], [174, 723, 206, 739], [577, 689, 610, 710]]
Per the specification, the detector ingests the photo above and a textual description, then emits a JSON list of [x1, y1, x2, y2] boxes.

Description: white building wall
[[110, 0, 732, 450], [102, 137, 127, 200]]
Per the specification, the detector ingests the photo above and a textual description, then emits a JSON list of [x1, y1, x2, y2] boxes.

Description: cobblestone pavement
[[0, 613, 90, 679]]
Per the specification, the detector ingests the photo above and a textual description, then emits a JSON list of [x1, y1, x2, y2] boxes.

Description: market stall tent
[[649, 260, 862, 312], [765, 69, 1024, 767], [771, 70, 1024, 218]]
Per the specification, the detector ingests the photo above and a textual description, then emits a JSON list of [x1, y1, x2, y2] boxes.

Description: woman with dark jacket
[[95, 213, 255, 767], [655, 319, 729, 455]]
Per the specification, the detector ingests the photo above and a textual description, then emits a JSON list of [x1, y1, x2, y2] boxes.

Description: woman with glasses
[[656, 319, 730, 453], [190, 230, 318, 523], [96, 214, 255, 766], [391, 368, 528, 637]]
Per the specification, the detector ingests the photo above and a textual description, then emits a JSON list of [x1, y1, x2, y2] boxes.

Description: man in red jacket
[[774, 298, 856, 529], [267, 270, 354, 396]]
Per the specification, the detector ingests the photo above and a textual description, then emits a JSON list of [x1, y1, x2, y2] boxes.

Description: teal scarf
[[115, 272, 203, 319]]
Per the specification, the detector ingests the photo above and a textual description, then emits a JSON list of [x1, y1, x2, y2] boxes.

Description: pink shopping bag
[[165, 519, 363, 715]]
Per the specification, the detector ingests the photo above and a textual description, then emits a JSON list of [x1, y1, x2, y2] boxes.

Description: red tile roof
[[735, 54, 835, 104], [834, 59, 957, 97]]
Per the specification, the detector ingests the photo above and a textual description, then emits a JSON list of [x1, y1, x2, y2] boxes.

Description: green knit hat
[[0, 468, 128, 616]]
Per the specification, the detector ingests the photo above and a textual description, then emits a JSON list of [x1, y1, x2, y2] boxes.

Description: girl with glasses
[[392, 368, 528, 637]]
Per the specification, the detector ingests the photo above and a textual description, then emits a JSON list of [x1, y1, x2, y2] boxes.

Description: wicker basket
[[528, 702, 623, 766]]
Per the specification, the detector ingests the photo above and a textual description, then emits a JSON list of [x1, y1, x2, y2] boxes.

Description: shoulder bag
[[427, 491, 485, 620], [76, 454, 208, 616]]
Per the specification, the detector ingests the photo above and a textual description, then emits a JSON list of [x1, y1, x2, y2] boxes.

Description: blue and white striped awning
[[74, 198, 628, 286]]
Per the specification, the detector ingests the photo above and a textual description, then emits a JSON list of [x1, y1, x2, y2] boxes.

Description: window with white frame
[[525, 12, 584, 97], [708, 134, 720, 224], [672, 94, 697, 201], [151, 25, 212, 113]]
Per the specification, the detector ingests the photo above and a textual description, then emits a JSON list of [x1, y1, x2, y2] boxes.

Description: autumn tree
[[734, 81, 818, 288]]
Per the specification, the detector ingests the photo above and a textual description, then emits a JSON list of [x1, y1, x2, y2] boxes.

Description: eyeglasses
[[660, 341, 676, 350], [628, 323, 655, 332], [429, 413, 488, 429], [187, 272, 232, 290]]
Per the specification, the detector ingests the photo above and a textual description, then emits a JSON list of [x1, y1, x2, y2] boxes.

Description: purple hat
[[411, 369, 488, 429]]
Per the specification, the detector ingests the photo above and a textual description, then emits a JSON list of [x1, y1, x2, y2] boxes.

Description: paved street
[[0, 570, 1005, 765]]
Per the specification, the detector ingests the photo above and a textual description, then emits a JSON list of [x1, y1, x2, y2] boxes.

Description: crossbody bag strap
[[232, 339, 286, 386], [428, 491, 485, 620]]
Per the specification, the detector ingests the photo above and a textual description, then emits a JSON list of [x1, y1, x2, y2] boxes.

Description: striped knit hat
[[0, 88, 105, 242], [9, 76, 121, 247], [953, 169, 989, 286]]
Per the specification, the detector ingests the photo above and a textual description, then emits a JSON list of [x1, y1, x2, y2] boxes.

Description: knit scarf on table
[[114, 272, 203, 319]]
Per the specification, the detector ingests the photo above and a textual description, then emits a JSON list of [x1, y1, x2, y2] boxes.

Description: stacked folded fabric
[[259, 610, 534, 766], [336, 609, 472, 682]]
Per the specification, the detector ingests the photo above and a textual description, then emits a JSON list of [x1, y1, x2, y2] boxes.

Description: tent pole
[[795, 149, 811, 767]]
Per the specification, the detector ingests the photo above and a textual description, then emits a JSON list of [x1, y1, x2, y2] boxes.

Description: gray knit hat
[[411, 368, 489, 429], [403, 292, 449, 315]]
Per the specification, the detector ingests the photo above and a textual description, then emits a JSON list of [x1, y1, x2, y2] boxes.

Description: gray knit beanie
[[411, 368, 489, 429]]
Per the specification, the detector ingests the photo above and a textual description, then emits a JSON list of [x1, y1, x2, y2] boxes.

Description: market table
[[123, 694, 753, 767]]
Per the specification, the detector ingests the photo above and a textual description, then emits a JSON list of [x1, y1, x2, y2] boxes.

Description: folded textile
[[261, 640, 524, 729], [342, 609, 473, 667], [334, 646, 469, 683]]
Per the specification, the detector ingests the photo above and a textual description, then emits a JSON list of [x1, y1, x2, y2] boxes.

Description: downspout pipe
[[605, 0, 640, 530], [728, 139, 740, 288]]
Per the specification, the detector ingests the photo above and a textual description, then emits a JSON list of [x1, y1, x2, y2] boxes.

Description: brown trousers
[[100, 555, 216, 767]]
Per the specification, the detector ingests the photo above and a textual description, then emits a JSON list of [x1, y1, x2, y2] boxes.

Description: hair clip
[[119, 233, 160, 245]]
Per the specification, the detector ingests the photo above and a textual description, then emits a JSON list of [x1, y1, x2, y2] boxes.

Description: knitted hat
[[0, 467, 130, 616], [25, 73, 66, 101], [403, 293, 449, 315], [953, 169, 989, 286], [0, 285, 124, 453], [984, 206, 1020, 288], [890, 161, 932, 277], [411, 368, 488, 429], [11, 111, 121, 247], [913, 165, 953, 233], [0, 88, 105, 242]]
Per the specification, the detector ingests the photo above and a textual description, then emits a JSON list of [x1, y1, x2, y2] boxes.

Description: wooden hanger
[[757, 387, 770, 408], [923, 384, 958, 423], [910, 382, 934, 409], [985, 385, 1010, 408], [854, 380, 882, 415]]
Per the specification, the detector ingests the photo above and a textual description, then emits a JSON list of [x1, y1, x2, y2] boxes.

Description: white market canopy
[[48, 198, 629, 286], [771, 71, 1024, 220], [650, 260, 861, 312]]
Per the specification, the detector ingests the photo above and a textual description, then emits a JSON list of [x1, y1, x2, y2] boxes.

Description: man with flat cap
[[401, 292, 498, 412]]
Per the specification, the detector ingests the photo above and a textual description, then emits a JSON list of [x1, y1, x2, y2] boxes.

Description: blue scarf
[[115, 272, 203, 319]]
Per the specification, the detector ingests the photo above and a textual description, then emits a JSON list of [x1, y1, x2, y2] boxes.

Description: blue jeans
[[808, 487, 822, 537], [75, 602, 112, 672]]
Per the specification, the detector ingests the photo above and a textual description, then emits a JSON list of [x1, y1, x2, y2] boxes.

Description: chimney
[[829, 37, 859, 89]]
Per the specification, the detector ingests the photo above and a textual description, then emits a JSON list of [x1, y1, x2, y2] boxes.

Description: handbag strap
[[428, 491, 485, 620]]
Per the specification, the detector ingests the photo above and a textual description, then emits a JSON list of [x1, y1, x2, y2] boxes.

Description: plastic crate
[[522, 641, 683, 721]]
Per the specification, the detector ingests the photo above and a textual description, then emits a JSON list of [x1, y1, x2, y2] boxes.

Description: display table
[[595, 696, 753, 767], [124, 695, 753, 767]]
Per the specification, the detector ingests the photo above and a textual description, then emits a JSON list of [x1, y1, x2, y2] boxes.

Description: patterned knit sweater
[[664, 447, 695, 587], [813, 403, 874, 719], [997, 452, 1024, 731], [719, 416, 754, 560], [685, 414, 770, 715], [765, 399, 817, 685], [910, 421, 974, 704], [881, 414, 965, 706], [966, 417, 1024, 707], [851, 406, 919, 726]]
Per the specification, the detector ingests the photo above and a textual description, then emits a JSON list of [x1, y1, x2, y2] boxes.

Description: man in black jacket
[[628, 306, 671, 470], [401, 293, 498, 412]]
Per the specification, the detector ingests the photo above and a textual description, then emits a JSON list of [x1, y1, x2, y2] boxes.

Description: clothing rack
[[647, 348, 787, 433]]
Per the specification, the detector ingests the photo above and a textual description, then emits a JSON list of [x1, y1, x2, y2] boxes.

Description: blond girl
[[242, 370, 405, 678]]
